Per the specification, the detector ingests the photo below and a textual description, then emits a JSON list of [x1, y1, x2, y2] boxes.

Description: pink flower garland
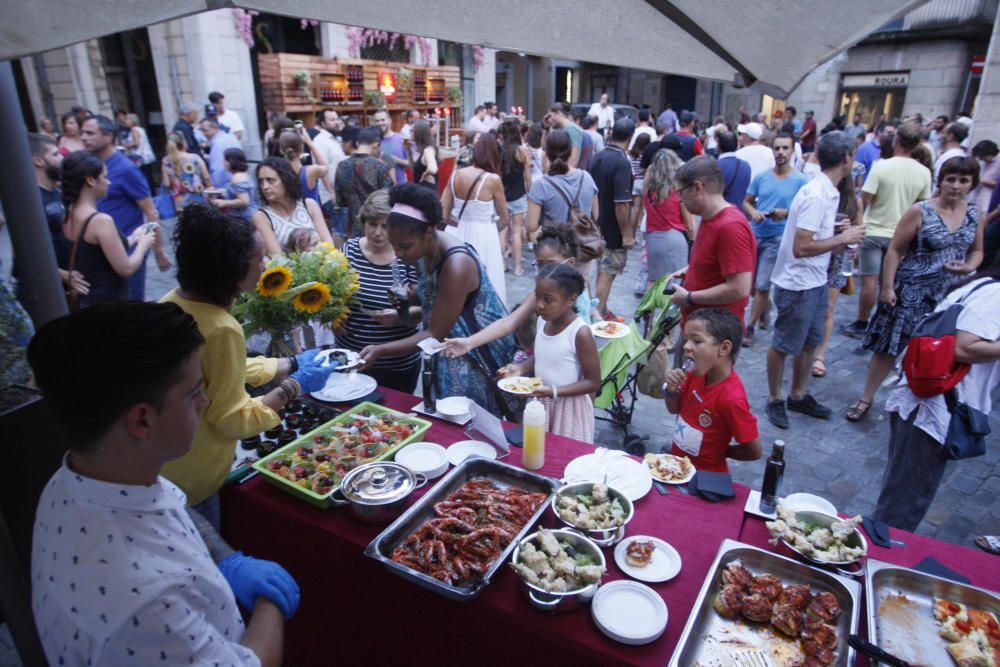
[[232, 8, 259, 48], [345, 27, 433, 65]]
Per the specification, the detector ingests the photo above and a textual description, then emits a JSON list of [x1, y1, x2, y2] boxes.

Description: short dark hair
[[224, 147, 248, 173], [340, 125, 360, 147], [772, 132, 795, 147], [638, 109, 651, 123], [200, 118, 220, 129], [316, 108, 336, 126], [583, 114, 597, 130], [484, 101, 496, 109], [972, 140, 999, 160], [27, 302, 204, 451], [676, 155, 724, 192], [537, 262, 585, 301], [935, 115, 949, 124], [816, 131, 854, 170], [358, 127, 381, 146], [570, 109, 585, 123], [946, 122, 969, 143], [86, 114, 116, 137], [257, 156, 304, 204], [475, 105, 486, 114], [208, 91, 224, 104], [611, 118, 635, 143], [387, 182, 442, 235], [937, 155, 980, 189], [686, 307, 743, 362], [895, 122, 923, 151], [785, 106, 797, 116], [174, 203, 258, 307], [717, 131, 738, 154], [28, 132, 56, 157], [536, 223, 578, 261]]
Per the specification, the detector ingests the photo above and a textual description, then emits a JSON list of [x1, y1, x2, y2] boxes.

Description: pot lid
[[341, 462, 416, 505]]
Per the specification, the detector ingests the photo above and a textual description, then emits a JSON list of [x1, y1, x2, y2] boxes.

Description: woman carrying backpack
[[872, 256, 1000, 533]]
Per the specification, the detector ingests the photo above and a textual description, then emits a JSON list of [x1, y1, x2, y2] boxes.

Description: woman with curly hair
[[359, 184, 515, 417], [252, 156, 332, 255], [160, 203, 337, 526]]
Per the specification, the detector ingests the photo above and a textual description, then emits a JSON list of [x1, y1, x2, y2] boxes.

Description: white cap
[[737, 122, 763, 140]]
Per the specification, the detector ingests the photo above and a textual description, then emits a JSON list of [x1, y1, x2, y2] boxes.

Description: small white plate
[[590, 321, 630, 339], [564, 452, 652, 502], [497, 376, 540, 395], [614, 536, 682, 583], [311, 372, 377, 402], [645, 454, 696, 485], [784, 492, 837, 517], [410, 401, 472, 426], [436, 396, 471, 418], [446, 440, 498, 466], [315, 348, 363, 371], [592, 580, 667, 645], [395, 442, 449, 479]]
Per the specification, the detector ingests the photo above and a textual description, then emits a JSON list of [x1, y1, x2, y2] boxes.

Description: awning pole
[[0, 60, 68, 328]]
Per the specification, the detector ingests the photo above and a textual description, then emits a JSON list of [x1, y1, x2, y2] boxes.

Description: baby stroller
[[595, 275, 683, 454]]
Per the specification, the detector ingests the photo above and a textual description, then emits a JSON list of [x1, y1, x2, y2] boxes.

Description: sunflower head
[[183, 161, 196, 174], [293, 283, 331, 313], [257, 266, 293, 296]]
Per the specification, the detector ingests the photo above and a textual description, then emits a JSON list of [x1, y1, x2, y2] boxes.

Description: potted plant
[[364, 89, 387, 109], [293, 70, 312, 90], [445, 86, 463, 106], [396, 68, 413, 92]]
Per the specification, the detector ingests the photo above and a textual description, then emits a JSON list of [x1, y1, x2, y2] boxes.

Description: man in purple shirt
[[374, 110, 408, 184], [81, 115, 170, 299]]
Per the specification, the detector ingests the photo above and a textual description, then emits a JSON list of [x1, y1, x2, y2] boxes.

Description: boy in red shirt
[[663, 308, 762, 472]]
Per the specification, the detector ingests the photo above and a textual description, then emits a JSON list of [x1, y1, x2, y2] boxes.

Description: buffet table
[[220, 387, 1000, 666]]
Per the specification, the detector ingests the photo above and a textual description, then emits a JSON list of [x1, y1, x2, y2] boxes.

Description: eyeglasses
[[676, 182, 698, 196]]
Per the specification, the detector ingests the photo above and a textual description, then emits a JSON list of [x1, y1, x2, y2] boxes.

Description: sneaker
[[766, 399, 790, 429], [742, 326, 755, 348], [839, 320, 868, 339], [787, 393, 832, 419]]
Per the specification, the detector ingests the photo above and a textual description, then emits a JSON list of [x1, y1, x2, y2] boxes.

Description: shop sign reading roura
[[842, 72, 909, 88]]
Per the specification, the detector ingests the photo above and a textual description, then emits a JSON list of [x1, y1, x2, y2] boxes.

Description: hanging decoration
[[345, 28, 434, 65]]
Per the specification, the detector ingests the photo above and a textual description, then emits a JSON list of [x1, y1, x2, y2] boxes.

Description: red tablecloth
[[221, 388, 750, 666]]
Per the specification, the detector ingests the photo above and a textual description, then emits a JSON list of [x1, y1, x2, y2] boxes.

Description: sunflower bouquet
[[232, 242, 360, 341]]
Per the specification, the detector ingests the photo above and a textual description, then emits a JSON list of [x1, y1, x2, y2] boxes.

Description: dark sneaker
[[839, 320, 868, 339], [742, 326, 755, 348], [766, 399, 790, 429], [787, 393, 833, 419], [759, 313, 770, 330]]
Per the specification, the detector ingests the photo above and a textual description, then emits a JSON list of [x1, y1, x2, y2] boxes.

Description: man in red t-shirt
[[669, 156, 756, 325], [800, 110, 818, 153]]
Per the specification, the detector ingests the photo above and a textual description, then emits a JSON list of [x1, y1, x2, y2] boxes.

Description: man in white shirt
[[483, 101, 500, 130], [764, 132, 866, 429], [588, 93, 616, 136], [628, 108, 656, 150], [467, 105, 492, 133], [28, 302, 298, 667], [927, 115, 948, 156], [400, 109, 420, 141], [208, 91, 244, 141], [933, 121, 968, 182], [312, 108, 347, 242], [734, 122, 775, 185]]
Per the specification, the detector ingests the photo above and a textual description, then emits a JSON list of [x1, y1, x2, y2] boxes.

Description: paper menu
[[417, 337, 444, 355], [464, 401, 510, 458]]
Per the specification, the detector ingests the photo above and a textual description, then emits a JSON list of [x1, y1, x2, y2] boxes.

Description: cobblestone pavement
[[6, 220, 998, 549]]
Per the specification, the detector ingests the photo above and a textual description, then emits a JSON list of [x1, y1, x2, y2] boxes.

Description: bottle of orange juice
[[523, 398, 546, 470]]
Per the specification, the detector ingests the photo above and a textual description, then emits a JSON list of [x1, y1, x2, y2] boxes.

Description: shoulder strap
[[457, 170, 486, 221], [958, 278, 1000, 304], [67, 211, 100, 281], [573, 171, 585, 202], [546, 176, 575, 208]]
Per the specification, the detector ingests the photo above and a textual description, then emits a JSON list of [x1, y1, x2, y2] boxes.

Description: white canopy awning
[[0, 0, 927, 96]]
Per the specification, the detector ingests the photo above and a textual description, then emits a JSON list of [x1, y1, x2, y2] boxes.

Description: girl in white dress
[[497, 264, 601, 443]]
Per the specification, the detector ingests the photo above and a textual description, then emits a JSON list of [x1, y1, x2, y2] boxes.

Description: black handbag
[[943, 390, 990, 460]]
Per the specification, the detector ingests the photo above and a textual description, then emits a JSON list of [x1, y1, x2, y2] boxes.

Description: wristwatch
[[687, 291, 696, 307]]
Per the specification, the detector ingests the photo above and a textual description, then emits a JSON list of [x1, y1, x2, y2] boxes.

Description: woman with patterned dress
[[358, 184, 515, 418], [162, 132, 212, 213], [846, 156, 984, 421]]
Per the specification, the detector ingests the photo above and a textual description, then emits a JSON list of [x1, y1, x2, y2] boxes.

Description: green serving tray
[[251, 402, 431, 508]]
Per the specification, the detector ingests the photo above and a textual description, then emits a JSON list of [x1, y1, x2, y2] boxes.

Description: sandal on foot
[[845, 399, 872, 422], [811, 358, 827, 378], [975, 535, 1000, 556]]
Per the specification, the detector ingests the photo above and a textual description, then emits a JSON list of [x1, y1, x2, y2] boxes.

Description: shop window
[[556, 67, 574, 103]]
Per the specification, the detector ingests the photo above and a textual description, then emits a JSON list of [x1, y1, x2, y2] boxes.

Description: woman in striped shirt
[[335, 189, 421, 392]]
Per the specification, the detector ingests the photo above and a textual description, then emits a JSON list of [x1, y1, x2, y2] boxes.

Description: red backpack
[[902, 279, 997, 398]]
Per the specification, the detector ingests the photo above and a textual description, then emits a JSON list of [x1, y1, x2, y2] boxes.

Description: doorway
[[98, 29, 164, 164], [662, 74, 696, 115]]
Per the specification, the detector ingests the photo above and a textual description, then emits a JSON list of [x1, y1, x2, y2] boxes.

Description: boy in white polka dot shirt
[[28, 302, 298, 667]]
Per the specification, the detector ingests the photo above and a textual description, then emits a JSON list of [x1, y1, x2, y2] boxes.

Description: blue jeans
[[754, 235, 782, 292], [323, 201, 348, 238]]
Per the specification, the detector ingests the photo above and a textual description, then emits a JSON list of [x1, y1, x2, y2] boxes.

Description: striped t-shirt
[[337, 238, 420, 370]]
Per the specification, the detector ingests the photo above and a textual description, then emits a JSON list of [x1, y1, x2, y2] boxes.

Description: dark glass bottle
[[759, 440, 786, 514], [421, 352, 436, 414]]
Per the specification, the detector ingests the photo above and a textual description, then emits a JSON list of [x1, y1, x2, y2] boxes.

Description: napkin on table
[[862, 516, 892, 548], [689, 471, 734, 502], [914, 556, 971, 584]]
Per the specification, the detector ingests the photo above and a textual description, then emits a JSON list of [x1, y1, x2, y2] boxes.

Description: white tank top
[[450, 171, 495, 225], [534, 316, 589, 387], [264, 200, 313, 247]]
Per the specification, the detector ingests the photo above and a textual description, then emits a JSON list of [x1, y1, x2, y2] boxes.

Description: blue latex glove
[[217, 551, 300, 619], [293, 349, 321, 370], [289, 358, 338, 394]]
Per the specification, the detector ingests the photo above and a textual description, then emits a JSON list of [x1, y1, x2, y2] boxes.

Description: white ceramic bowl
[[436, 396, 472, 418]]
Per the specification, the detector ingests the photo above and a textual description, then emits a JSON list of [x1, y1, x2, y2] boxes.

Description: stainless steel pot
[[551, 482, 633, 547], [511, 529, 606, 613], [780, 510, 868, 578], [331, 461, 426, 524]]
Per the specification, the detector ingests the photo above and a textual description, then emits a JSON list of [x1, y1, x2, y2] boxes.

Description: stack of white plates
[[394, 442, 449, 480], [445, 440, 497, 466], [591, 580, 668, 645]]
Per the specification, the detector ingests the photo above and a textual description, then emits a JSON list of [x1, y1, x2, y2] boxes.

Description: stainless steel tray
[[669, 539, 861, 667], [363, 456, 559, 601], [865, 558, 1000, 665]]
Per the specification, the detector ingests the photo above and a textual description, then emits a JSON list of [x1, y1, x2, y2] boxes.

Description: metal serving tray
[[865, 558, 1000, 665], [364, 457, 559, 601], [669, 539, 861, 667]]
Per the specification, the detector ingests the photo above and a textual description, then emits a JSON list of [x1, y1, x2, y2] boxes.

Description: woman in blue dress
[[358, 183, 515, 417]]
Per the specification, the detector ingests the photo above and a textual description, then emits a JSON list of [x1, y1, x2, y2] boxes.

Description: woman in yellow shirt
[[161, 203, 336, 527]]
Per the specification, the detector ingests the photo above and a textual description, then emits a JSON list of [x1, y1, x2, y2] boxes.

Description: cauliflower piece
[[830, 516, 862, 541], [510, 562, 540, 585], [807, 528, 834, 550], [792, 534, 815, 555], [548, 577, 568, 593], [575, 564, 605, 584], [537, 529, 561, 557], [552, 554, 577, 579], [575, 514, 595, 530], [592, 483, 609, 503]]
